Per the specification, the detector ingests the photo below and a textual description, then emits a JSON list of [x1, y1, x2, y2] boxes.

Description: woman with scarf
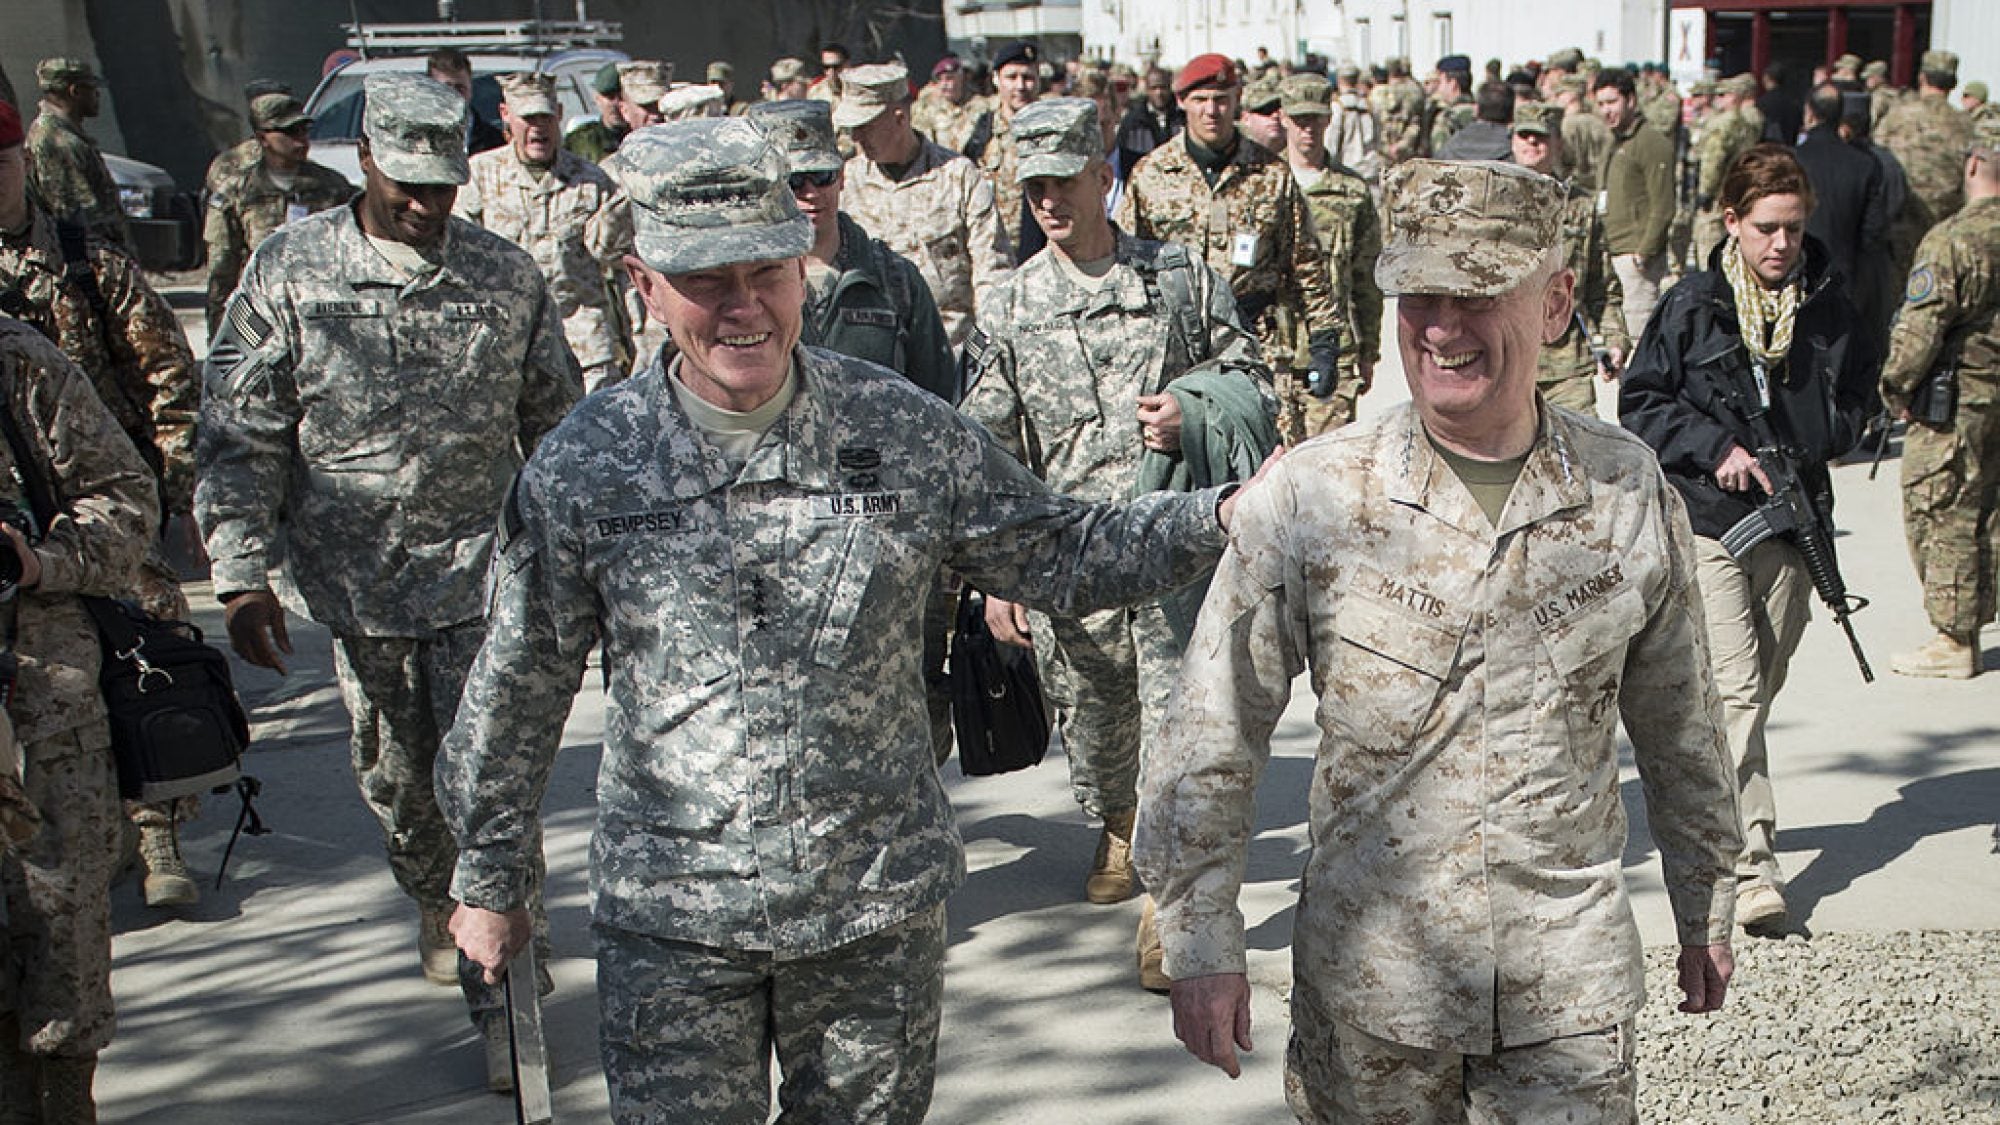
[[1620, 143, 1877, 935]]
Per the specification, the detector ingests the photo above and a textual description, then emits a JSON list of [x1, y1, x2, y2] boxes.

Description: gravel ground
[[1637, 931, 2000, 1123]]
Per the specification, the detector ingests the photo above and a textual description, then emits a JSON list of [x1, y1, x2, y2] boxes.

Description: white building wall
[[1935, 0, 1999, 101], [1081, 0, 1339, 69]]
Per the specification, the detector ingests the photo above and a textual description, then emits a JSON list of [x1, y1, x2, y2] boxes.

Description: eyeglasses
[[789, 170, 837, 191]]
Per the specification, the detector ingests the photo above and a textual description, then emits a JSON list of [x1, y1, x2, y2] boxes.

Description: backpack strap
[[962, 110, 995, 164]]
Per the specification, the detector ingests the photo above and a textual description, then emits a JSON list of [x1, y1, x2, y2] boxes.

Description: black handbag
[[948, 589, 1051, 777]]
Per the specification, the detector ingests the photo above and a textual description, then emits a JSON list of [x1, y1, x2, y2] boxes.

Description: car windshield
[[310, 71, 505, 143]]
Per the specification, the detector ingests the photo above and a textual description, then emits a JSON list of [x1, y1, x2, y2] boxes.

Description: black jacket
[[1619, 236, 1877, 540], [1794, 125, 1887, 288]]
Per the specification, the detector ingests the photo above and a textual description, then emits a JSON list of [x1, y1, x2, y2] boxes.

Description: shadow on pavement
[[1782, 766, 2000, 927]]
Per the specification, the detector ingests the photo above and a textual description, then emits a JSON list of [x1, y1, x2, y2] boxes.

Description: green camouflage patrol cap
[[770, 58, 809, 85], [1973, 113, 2000, 155], [499, 72, 560, 118], [250, 92, 311, 131], [1720, 73, 1758, 99], [362, 73, 470, 185], [1378, 159, 1564, 298], [35, 57, 99, 91], [1834, 53, 1862, 75], [1921, 50, 1959, 79], [618, 61, 673, 108], [1242, 74, 1283, 113], [1546, 48, 1584, 72], [1862, 60, 1890, 81], [1690, 79, 1717, 97], [622, 118, 812, 275], [1011, 97, 1101, 181], [1280, 73, 1333, 118], [745, 99, 843, 174], [833, 63, 911, 129], [1555, 74, 1588, 96], [1511, 101, 1564, 136]]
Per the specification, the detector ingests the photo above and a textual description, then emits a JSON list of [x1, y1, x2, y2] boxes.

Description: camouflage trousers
[[1901, 406, 2000, 638], [1027, 602, 1181, 818], [595, 903, 946, 1125], [1286, 971, 1637, 1124], [1694, 536, 1811, 889], [1275, 362, 1363, 447], [1, 721, 121, 1058]]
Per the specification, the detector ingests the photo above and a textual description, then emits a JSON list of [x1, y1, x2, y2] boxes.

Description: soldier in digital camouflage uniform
[[0, 316, 157, 1125], [1881, 114, 2000, 679], [960, 100, 1272, 958], [839, 62, 1013, 348], [1136, 158, 1741, 1121], [1693, 75, 1763, 267], [1879, 50, 1975, 236], [436, 116, 1247, 1125], [1425, 57, 1476, 158], [23, 59, 126, 249], [1277, 73, 1382, 437], [203, 91, 353, 335], [458, 73, 633, 393], [195, 73, 580, 1090], [1512, 101, 1629, 417], [2, 102, 215, 910], [1116, 54, 1344, 430]]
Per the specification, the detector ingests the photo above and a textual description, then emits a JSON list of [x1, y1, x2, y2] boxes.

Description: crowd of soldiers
[[0, 26, 1994, 1125]]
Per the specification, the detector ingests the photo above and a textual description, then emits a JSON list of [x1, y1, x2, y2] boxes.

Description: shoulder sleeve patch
[[962, 326, 993, 370], [1906, 264, 1937, 305]]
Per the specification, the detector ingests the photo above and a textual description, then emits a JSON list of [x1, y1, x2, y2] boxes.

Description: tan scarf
[[1720, 234, 1803, 368]]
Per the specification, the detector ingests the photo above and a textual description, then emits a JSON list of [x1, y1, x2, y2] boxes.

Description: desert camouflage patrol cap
[[1280, 73, 1334, 118], [1012, 98, 1101, 181], [659, 83, 725, 120], [833, 63, 912, 129], [1720, 73, 1758, 98], [1378, 159, 1564, 298], [1511, 101, 1564, 136], [35, 57, 99, 91], [746, 99, 842, 174], [1921, 50, 1959, 79], [1546, 47, 1584, 72], [1862, 60, 1889, 81], [622, 118, 812, 275], [499, 72, 560, 118], [250, 92, 311, 132], [1242, 74, 1283, 113], [362, 73, 470, 185], [618, 61, 672, 108], [770, 58, 809, 85]]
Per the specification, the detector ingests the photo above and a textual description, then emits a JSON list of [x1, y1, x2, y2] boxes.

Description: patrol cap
[[1922, 50, 1959, 80], [1556, 74, 1588, 96], [746, 99, 842, 174], [1690, 79, 1717, 98], [499, 72, 560, 118], [770, 58, 809, 85], [1833, 53, 1862, 74], [250, 92, 311, 132], [1546, 47, 1584, 72], [1973, 113, 2000, 155], [622, 118, 812, 275], [1336, 63, 1362, 83], [1964, 80, 1989, 102], [361, 72, 470, 185], [832, 62, 910, 129], [1720, 73, 1759, 98], [1012, 97, 1101, 181], [1279, 73, 1334, 118], [707, 61, 734, 83], [994, 41, 1039, 72], [1862, 60, 1889, 81], [0, 102, 22, 150], [1511, 101, 1563, 136], [1243, 74, 1283, 113], [659, 83, 725, 120], [35, 57, 99, 92], [1174, 53, 1237, 96], [593, 61, 622, 97], [618, 61, 673, 108], [1377, 159, 1564, 298]]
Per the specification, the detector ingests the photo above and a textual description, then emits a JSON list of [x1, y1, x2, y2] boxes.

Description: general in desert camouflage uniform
[[23, 59, 126, 248], [1278, 73, 1382, 437], [436, 117, 1239, 1125], [1513, 102, 1629, 416], [203, 92, 354, 334], [1115, 55, 1343, 423], [1879, 51, 1975, 234], [1693, 75, 1763, 266], [458, 73, 633, 393], [195, 75, 579, 1076], [839, 62, 1013, 348], [1880, 116, 2000, 680], [961, 99, 1273, 927], [0, 317, 157, 1124], [1135, 159, 1740, 1121]]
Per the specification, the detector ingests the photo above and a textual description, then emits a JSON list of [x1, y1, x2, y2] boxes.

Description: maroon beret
[[0, 101, 21, 149], [1173, 53, 1237, 96]]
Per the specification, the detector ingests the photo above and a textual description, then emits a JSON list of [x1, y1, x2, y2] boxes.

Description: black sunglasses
[[788, 170, 838, 191]]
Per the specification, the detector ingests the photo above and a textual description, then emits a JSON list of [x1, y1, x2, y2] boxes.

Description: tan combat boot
[[138, 823, 198, 907], [1736, 881, 1788, 932], [419, 907, 461, 986], [1136, 895, 1171, 993], [37, 1054, 97, 1125], [1085, 809, 1138, 904], [1891, 631, 1979, 679]]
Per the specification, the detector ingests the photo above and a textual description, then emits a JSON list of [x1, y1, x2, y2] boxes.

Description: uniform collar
[[651, 345, 845, 496], [1381, 401, 1591, 538], [334, 201, 467, 293]]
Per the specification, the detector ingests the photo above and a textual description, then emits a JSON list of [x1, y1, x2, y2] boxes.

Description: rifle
[[1865, 407, 1894, 480], [1717, 357, 1874, 682]]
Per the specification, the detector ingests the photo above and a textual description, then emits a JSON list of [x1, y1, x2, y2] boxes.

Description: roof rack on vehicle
[[343, 20, 623, 57]]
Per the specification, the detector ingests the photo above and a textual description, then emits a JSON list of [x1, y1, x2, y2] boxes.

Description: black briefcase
[[948, 589, 1051, 777]]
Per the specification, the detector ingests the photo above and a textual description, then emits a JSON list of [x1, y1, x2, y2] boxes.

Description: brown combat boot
[[139, 822, 198, 907], [419, 907, 461, 986], [1085, 809, 1138, 904], [1890, 631, 1979, 679], [37, 1054, 97, 1125], [1136, 895, 1171, 993]]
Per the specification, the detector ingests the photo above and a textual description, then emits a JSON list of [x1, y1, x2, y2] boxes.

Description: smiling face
[[1510, 128, 1558, 174], [1594, 84, 1636, 131], [630, 256, 805, 411], [1396, 259, 1572, 439], [1724, 192, 1810, 286], [357, 142, 456, 248]]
